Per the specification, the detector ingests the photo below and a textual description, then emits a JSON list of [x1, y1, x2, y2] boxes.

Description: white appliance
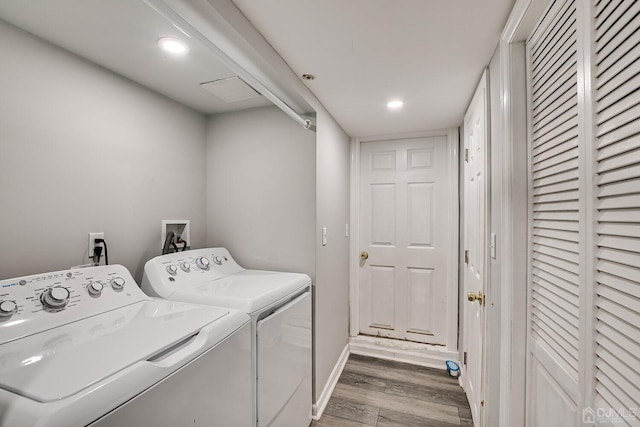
[[141, 248, 312, 427], [0, 264, 253, 427]]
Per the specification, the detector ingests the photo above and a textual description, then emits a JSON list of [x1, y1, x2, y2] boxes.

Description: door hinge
[[481, 400, 485, 407], [464, 148, 469, 162], [464, 250, 469, 264], [463, 351, 467, 365]]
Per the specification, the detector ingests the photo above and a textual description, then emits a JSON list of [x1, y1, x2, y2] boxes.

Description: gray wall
[[0, 21, 207, 281], [313, 109, 350, 401], [205, 106, 316, 277]]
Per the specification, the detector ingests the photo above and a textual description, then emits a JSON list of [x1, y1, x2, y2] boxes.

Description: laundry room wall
[[313, 108, 351, 403], [0, 21, 207, 281], [205, 106, 316, 277]]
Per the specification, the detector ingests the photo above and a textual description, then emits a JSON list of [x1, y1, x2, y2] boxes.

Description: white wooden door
[[463, 71, 488, 426], [358, 136, 449, 344]]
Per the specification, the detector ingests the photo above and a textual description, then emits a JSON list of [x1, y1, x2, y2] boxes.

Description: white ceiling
[[0, 0, 516, 137], [231, 0, 516, 137], [0, 0, 272, 114]]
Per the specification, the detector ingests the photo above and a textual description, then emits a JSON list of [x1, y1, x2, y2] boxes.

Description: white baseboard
[[348, 335, 459, 370], [312, 344, 350, 421]]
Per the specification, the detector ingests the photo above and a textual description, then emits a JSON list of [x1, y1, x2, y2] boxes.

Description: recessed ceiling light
[[387, 100, 404, 109], [158, 37, 189, 55]]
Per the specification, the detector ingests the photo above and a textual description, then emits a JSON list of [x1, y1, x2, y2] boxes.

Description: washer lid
[[0, 300, 228, 402], [172, 270, 311, 314]]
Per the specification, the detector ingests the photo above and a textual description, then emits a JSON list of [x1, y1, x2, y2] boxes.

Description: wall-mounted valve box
[[161, 220, 190, 253]]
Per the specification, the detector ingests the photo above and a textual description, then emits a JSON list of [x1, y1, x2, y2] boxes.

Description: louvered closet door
[[527, 0, 581, 425], [594, 0, 640, 423]]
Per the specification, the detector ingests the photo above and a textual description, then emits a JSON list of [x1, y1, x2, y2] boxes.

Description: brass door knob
[[467, 291, 485, 304], [360, 251, 369, 260]]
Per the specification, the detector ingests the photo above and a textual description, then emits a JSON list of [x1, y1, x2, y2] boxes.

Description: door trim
[[490, 1, 548, 426], [349, 130, 459, 355]]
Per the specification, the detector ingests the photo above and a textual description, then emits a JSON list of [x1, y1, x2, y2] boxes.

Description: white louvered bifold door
[[525, 0, 640, 424], [527, 0, 582, 425], [594, 0, 640, 423]]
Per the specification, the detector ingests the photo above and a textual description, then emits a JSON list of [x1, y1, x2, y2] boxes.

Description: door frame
[[492, 1, 549, 427], [349, 130, 460, 360]]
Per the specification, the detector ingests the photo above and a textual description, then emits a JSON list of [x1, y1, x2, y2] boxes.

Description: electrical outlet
[[88, 232, 104, 258]]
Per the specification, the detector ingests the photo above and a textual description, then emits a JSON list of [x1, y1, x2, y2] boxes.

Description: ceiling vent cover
[[200, 76, 260, 103]]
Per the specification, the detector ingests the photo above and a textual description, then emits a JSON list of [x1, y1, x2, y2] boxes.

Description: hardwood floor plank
[[323, 397, 379, 425], [384, 379, 470, 408], [377, 408, 465, 427], [349, 354, 452, 378], [311, 414, 372, 427], [332, 382, 461, 425], [458, 406, 474, 426], [345, 358, 462, 393], [338, 370, 387, 392], [313, 354, 473, 427]]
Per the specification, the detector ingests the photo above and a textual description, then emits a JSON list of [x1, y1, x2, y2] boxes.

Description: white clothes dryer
[[141, 247, 312, 427], [0, 264, 252, 427]]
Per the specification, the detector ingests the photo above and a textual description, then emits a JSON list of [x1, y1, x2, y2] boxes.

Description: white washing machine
[[141, 247, 312, 427], [0, 264, 253, 427]]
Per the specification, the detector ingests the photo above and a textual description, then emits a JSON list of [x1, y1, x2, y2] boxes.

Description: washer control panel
[[0, 265, 146, 344], [141, 248, 244, 298]]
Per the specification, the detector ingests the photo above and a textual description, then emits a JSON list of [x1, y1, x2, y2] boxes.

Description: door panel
[[359, 136, 449, 344], [371, 184, 396, 245], [407, 183, 434, 247], [407, 268, 435, 334], [370, 266, 395, 329]]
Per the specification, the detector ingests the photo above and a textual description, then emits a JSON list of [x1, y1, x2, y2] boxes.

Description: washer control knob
[[166, 264, 178, 275], [180, 262, 191, 272], [195, 257, 210, 270], [213, 256, 222, 265], [87, 281, 104, 296], [0, 300, 18, 317], [41, 287, 71, 309], [110, 277, 125, 290]]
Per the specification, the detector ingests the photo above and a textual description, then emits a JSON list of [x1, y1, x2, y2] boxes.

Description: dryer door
[[257, 291, 311, 427]]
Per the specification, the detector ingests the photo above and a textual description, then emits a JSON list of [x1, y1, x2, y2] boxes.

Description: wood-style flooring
[[311, 354, 473, 427]]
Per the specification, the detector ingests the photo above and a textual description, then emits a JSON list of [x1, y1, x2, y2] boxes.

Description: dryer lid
[[172, 270, 311, 314], [0, 300, 228, 402]]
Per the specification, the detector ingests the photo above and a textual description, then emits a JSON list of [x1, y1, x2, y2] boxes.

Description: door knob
[[360, 251, 369, 260], [467, 291, 485, 305]]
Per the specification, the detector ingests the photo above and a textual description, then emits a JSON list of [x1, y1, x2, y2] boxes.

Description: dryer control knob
[[180, 262, 191, 272], [195, 257, 210, 270], [0, 300, 18, 317], [213, 256, 222, 265], [41, 287, 70, 309], [166, 264, 178, 275], [87, 281, 104, 296], [110, 277, 125, 290]]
